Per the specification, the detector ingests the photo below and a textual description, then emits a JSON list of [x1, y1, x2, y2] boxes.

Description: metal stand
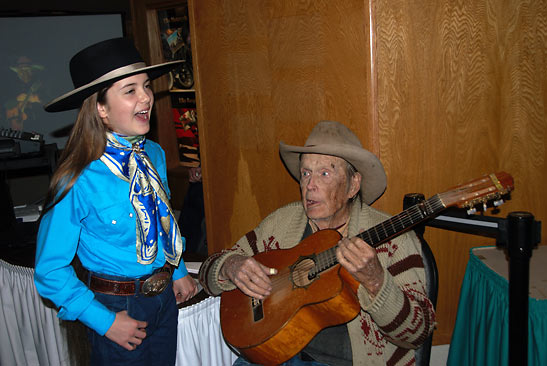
[[421, 206, 541, 364], [506, 212, 536, 365]]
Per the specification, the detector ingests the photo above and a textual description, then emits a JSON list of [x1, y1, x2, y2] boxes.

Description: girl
[[34, 38, 198, 365]]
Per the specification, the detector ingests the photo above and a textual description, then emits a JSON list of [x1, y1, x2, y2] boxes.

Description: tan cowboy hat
[[44, 37, 183, 112], [279, 120, 387, 204]]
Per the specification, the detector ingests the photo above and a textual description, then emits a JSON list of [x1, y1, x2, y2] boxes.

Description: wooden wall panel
[[372, 0, 547, 344], [190, 0, 375, 249]]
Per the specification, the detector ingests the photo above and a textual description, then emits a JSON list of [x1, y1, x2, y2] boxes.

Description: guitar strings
[[267, 266, 312, 290], [266, 248, 341, 291], [264, 195, 446, 291], [360, 195, 444, 246]]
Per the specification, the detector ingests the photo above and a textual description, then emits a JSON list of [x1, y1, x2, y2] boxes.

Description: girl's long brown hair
[[41, 87, 110, 216]]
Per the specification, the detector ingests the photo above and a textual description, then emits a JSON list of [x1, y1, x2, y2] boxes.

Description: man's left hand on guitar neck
[[336, 237, 385, 297]]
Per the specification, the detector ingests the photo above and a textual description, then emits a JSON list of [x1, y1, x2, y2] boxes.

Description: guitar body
[[220, 229, 361, 365]]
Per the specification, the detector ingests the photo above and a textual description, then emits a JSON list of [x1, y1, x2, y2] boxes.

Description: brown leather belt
[[89, 264, 173, 297]]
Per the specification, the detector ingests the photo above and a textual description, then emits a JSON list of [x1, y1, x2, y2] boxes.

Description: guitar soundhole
[[290, 258, 316, 288]]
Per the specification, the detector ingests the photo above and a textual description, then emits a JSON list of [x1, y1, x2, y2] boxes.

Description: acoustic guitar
[[220, 172, 514, 365]]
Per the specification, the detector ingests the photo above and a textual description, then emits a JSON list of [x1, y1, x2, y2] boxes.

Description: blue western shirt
[[34, 138, 188, 336]]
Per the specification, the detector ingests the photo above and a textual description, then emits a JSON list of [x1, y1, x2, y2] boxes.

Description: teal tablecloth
[[447, 246, 547, 366]]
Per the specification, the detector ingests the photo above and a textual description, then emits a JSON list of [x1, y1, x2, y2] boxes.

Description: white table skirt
[[176, 296, 239, 366], [0, 259, 238, 366], [0, 259, 71, 366]]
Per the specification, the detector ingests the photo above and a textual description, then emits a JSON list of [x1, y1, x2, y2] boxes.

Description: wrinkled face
[[97, 73, 154, 136], [299, 154, 361, 230]]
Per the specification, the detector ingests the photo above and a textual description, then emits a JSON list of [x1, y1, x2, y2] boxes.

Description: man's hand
[[104, 310, 147, 351], [336, 237, 384, 297], [220, 254, 277, 299], [173, 274, 199, 304]]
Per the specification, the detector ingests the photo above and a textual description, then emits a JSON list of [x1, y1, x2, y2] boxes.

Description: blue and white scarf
[[100, 132, 183, 265]]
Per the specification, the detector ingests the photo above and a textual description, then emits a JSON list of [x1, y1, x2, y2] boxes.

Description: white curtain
[[0, 259, 71, 366], [176, 296, 239, 366]]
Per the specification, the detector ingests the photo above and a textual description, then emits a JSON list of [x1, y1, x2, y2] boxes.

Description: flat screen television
[[0, 13, 125, 235], [0, 13, 125, 149]]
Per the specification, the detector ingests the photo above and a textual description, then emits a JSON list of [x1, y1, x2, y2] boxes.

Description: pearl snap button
[[111, 220, 117, 225]]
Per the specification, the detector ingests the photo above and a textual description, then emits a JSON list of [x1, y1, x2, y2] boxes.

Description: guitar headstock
[[439, 172, 514, 214]]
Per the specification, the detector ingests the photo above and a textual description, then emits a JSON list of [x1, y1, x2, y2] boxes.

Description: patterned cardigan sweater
[[199, 199, 436, 366]]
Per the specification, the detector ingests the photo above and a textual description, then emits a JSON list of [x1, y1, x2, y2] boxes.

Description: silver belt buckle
[[141, 266, 172, 296]]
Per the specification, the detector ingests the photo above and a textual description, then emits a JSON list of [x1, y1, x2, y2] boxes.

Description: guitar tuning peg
[[467, 207, 477, 215], [483, 202, 488, 211], [494, 199, 504, 207]]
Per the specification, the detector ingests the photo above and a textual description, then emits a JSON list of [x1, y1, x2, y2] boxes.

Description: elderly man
[[199, 121, 435, 366]]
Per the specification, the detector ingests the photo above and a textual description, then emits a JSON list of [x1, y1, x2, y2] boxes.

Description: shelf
[[170, 88, 195, 93]]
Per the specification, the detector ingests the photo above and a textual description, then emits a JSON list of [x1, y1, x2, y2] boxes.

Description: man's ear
[[349, 172, 362, 198], [97, 102, 108, 119]]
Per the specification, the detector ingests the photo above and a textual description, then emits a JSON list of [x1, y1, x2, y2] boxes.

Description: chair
[[403, 193, 439, 366]]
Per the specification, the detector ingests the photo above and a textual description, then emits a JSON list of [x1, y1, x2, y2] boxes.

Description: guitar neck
[[358, 194, 445, 248], [312, 171, 514, 276], [313, 195, 446, 276]]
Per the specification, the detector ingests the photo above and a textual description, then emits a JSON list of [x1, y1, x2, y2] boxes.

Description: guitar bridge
[[252, 297, 264, 322]]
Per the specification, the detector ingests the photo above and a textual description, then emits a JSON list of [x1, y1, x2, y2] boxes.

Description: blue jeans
[[87, 277, 178, 366], [233, 354, 330, 366]]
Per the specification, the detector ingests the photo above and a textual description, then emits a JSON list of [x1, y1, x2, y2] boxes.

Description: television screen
[[0, 14, 124, 149]]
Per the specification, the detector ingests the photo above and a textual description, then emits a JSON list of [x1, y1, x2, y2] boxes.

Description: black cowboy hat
[[44, 37, 182, 112]]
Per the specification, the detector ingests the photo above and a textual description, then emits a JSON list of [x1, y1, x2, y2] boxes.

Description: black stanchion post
[[506, 212, 535, 366]]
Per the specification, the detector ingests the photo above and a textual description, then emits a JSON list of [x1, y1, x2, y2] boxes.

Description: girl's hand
[[173, 274, 199, 303], [105, 310, 147, 351]]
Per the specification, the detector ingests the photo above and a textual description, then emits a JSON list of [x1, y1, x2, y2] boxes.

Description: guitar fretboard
[[360, 194, 445, 248], [309, 194, 446, 279]]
